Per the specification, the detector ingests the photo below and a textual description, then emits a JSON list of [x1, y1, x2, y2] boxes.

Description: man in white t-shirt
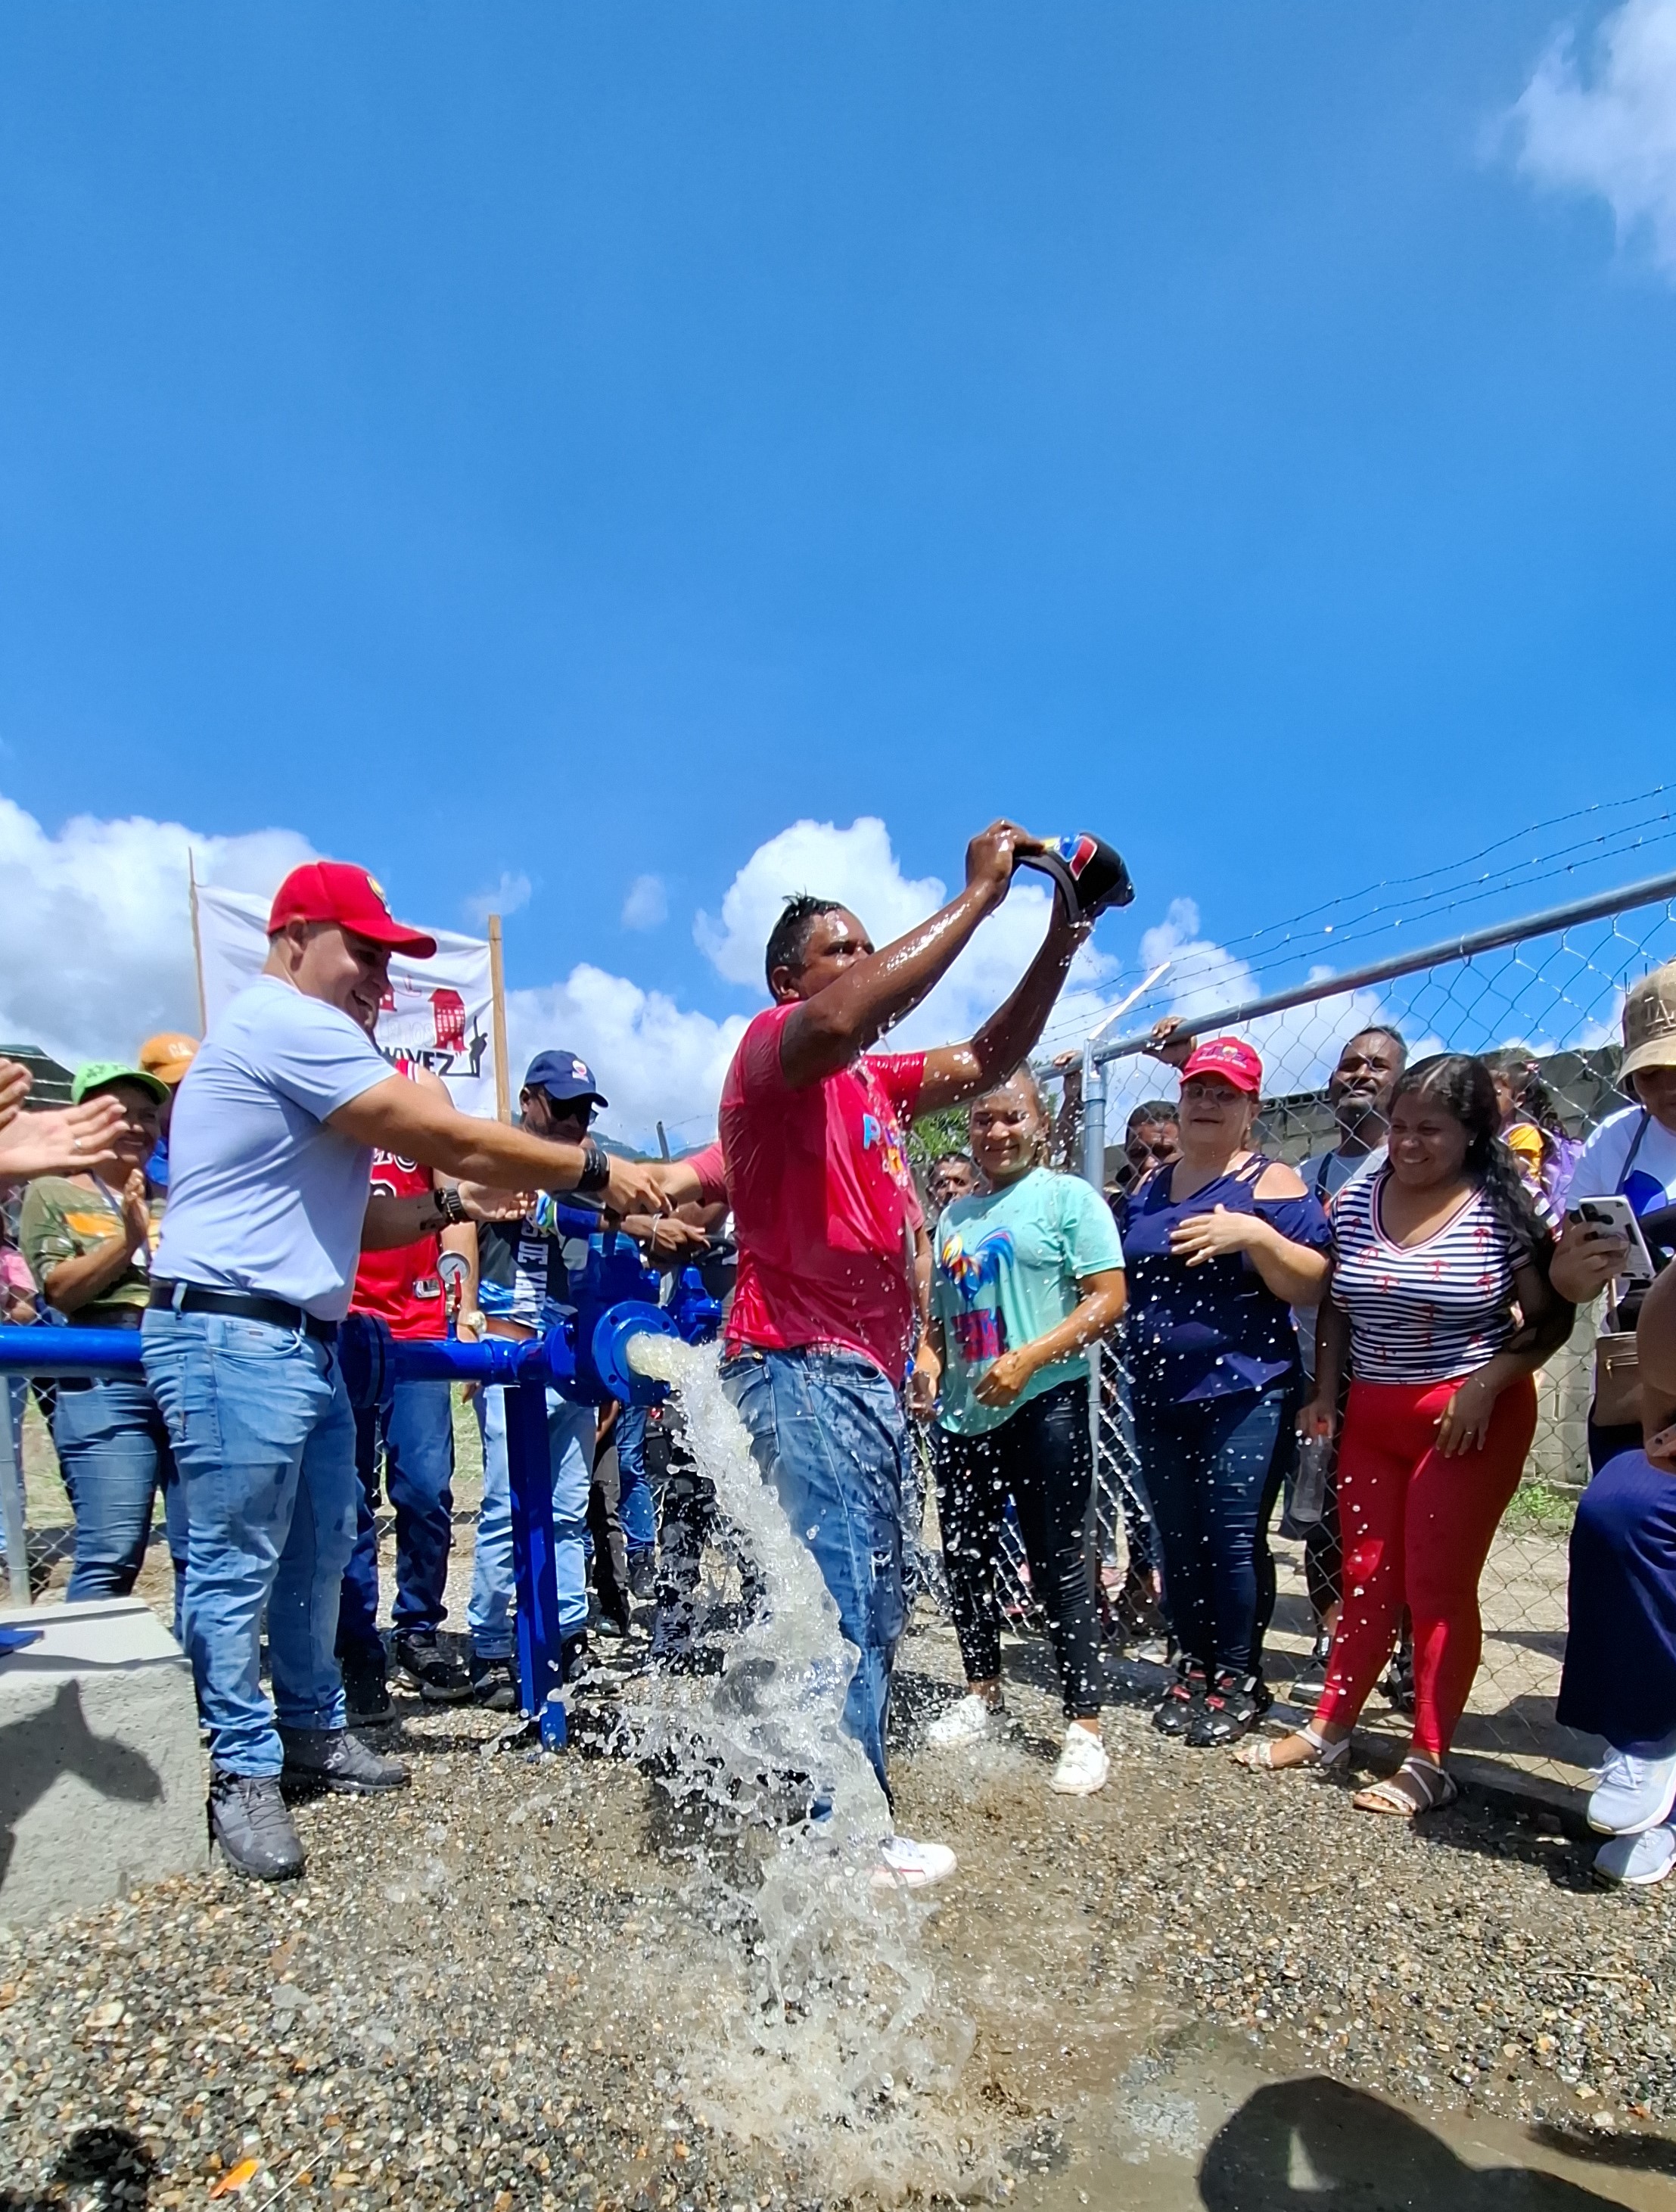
[[143, 860, 667, 1881]]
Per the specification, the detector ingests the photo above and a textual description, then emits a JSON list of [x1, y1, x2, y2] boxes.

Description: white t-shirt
[[1563, 1104, 1676, 1215], [154, 977, 396, 1321]]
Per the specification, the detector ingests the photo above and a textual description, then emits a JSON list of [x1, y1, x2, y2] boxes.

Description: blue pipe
[[0, 1248, 723, 1748]]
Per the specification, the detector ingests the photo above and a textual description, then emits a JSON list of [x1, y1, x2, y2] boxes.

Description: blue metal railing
[[0, 1241, 721, 1748]]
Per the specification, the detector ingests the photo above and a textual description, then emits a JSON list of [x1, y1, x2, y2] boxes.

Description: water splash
[[617, 1332, 987, 2199]]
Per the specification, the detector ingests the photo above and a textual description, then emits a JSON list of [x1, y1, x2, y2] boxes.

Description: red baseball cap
[[1181, 1036, 1263, 1096], [267, 862, 437, 959]]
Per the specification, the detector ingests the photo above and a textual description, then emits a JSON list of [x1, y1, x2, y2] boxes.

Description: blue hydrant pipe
[[0, 1247, 723, 1749]]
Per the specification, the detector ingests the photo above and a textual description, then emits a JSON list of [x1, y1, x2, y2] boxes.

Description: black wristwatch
[[575, 1137, 611, 1196], [434, 1187, 468, 1227]]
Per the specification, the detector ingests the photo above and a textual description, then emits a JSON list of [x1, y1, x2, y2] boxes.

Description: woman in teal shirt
[[924, 1069, 1127, 1795]]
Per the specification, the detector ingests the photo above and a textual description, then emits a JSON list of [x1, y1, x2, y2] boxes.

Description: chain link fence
[[1068, 871, 1676, 1800]]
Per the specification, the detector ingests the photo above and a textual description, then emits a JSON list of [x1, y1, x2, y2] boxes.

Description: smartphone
[[1566, 1194, 1658, 1289]]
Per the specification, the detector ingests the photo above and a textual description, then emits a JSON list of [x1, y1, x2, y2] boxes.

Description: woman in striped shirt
[[1237, 1054, 1574, 1813]]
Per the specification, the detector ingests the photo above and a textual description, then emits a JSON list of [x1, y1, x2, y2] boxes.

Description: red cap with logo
[[1181, 1036, 1263, 1096], [267, 862, 437, 959]]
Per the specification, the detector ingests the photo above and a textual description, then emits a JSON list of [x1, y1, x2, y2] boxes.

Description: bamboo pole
[[487, 915, 512, 1122]]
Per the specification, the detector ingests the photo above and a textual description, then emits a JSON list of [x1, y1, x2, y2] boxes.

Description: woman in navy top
[[1117, 1034, 1332, 1744]]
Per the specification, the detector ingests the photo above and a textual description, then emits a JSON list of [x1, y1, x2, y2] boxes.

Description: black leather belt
[[148, 1282, 339, 1343]]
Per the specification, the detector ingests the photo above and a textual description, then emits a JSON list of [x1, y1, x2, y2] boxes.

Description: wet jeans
[[468, 1384, 594, 1657], [51, 1374, 188, 1629], [339, 1378, 456, 1652], [1135, 1380, 1297, 1680], [721, 1347, 907, 1796], [614, 1403, 657, 1552], [934, 1379, 1103, 1719], [141, 1308, 358, 1778]]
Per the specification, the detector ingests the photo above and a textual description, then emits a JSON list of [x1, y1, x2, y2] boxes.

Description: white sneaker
[[1588, 1734, 1676, 1835], [872, 1834, 958, 1890], [1049, 1725, 1110, 1796], [926, 1692, 1003, 1747], [1594, 1825, 1676, 1887]]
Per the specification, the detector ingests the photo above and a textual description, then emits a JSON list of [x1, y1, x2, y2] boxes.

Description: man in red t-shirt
[[337, 1062, 479, 1725], [661, 821, 1087, 1887]]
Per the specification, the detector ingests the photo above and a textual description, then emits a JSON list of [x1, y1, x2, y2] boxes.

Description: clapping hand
[[0, 1057, 32, 1131], [0, 1093, 128, 1180], [121, 1169, 152, 1251]]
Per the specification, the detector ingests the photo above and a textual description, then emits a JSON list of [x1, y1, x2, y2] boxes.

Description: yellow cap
[[137, 1031, 200, 1087]]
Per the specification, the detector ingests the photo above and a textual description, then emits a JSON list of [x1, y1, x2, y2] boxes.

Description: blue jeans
[[339, 1378, 456, 1652], [615, 1403, 657, 1552], [1134, 1381, 1297, 1679], [142, 1308, 358, 1777], [468, 1384, 594, 1657], [721, 1348, 907, 1797], [51, 1375, 188, 1629]]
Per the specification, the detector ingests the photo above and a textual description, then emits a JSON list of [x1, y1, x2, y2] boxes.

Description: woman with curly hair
[[1237, 1054, 1575, 1814]]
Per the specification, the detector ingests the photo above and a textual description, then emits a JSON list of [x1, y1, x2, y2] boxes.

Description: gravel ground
[[5, 1498, 1676, 2206]]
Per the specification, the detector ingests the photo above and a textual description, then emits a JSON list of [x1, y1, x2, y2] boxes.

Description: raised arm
[[779, 823, 1046, 1090], [913, 905, 1087, 1112], [330, 1078, 669, 1218]]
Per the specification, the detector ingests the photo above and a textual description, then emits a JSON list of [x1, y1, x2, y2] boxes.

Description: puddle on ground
[[1022, 2028, 1676, 2212]]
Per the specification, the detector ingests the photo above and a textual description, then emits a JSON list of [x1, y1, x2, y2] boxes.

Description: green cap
[[70, 1060, 171, 1106]]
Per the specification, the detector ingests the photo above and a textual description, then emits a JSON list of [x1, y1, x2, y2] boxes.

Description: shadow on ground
[[1, 2126, 155, 2210], [1202, 2078, 1636, 2209]]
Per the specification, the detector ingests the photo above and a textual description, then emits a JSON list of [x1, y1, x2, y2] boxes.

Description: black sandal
[[1187, 1671, 1272, 1747], [1152, 1662, 1208, 1738]]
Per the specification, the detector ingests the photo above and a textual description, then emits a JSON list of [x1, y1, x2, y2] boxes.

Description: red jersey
[[352, 1150, 446, 1340], [720, 1003, 925, 1377]]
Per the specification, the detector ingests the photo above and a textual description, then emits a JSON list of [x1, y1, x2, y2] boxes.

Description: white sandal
[[1353, 1756, 1459, 1818], [1233, 1724, 1350, 1773]]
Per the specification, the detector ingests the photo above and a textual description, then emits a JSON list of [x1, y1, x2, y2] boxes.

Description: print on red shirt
[[720, 1003, 926, 1376]]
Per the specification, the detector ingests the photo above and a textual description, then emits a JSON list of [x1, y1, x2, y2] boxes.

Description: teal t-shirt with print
[[931, 1167, 1125, 1436]]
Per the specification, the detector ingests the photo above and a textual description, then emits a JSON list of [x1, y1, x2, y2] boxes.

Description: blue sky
[[2, 2, 1674, 1140]]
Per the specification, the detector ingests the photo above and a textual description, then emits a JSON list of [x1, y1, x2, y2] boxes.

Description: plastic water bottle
[[1291, 1433, 1332, 1528]]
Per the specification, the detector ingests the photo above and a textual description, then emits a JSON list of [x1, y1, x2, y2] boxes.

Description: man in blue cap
[[465, 1050, 616, 1705]]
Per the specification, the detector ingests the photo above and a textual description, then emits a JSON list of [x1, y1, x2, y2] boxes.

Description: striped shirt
[[1329, 1169, 1532, 1386]]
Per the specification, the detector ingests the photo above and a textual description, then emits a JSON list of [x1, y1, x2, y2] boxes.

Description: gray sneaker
[[278, 1726, 409, 1795], [209, 1769, 306, 1881]]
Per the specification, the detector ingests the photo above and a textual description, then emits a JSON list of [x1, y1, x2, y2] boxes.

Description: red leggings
[[1315, 1374, 1536, 1761]]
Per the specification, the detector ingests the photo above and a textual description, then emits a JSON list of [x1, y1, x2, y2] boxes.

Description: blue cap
[[523, 1050, 608, 1109]]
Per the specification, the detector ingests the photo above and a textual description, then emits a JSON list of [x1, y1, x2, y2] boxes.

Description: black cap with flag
[[1019, 834, 1134, 924]]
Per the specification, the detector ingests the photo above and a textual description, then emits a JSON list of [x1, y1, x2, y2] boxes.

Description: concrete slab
[[0, 1597, 206, 1929]]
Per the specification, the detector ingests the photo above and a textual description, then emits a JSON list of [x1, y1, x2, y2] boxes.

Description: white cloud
[[695, 815, 1117, 1055], [1510, 0, 1676, 275], [505, 969, 748, 1151], [0, 795, 317, 1070], [621, 873, 669, 932], [465, 870, 532, 926]]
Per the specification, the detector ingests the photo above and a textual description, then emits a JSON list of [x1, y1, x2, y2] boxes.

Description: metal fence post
[[1, 1381, 30, 1607]]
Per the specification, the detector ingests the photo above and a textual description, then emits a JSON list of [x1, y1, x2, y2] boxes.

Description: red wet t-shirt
[[720, 1003, 925, 1377]]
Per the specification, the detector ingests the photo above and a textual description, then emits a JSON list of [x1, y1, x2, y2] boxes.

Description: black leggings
[[933, 1379, 1102, 1719]]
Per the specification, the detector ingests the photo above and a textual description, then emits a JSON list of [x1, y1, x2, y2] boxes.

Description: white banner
[[195, 884, 499, 1118]]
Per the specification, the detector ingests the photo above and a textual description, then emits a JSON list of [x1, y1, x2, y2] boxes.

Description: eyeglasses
[[534, 1094, 595, 1128]]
